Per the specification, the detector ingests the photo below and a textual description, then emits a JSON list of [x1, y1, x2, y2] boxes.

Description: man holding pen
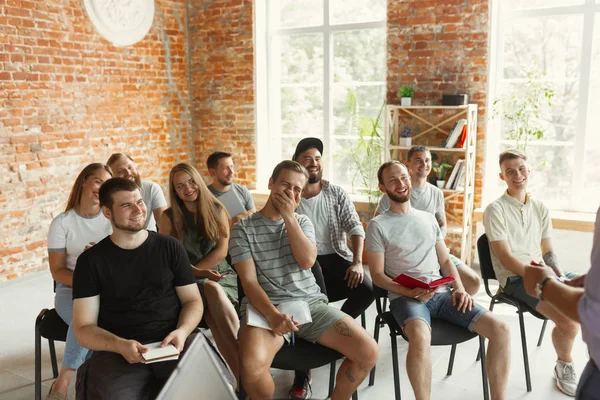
[[229, 160, 377, 400]]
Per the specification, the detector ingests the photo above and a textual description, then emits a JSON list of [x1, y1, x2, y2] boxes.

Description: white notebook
[[246, 300, 312, 330], [141, 342, 180, 364]]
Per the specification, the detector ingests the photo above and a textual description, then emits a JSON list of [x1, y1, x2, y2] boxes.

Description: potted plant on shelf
[[399, 125, 412, 146], [398, 86, 414, 106], [432, 154, 452, 189]]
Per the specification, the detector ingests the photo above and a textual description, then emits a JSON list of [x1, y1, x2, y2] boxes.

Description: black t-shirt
[[73, 231, 195, 343]]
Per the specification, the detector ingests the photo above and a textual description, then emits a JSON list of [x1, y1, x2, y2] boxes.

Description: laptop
[[156, 332, 237, 400]]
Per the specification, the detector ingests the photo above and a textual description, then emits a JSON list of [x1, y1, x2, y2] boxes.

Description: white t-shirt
[[483, 191, 552, 287], [297, 192, 336, 255], [366, 209, 446, 300], [141, 180, 167, 232], [47, 209, 112, 271]]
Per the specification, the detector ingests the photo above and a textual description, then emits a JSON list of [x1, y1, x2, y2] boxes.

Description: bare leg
[[203, 281, 241, 384], [403, 320, 432, 400], [536, 301, 579, 363], [456, 263, 481, 296], [239, 325, 284, 400], [50, 367, 75, 395], [472, 312, 511, 400], [316, 316, 378, 400]]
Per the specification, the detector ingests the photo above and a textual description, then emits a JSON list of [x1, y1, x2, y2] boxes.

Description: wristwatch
[[534, 277, 555, 301]]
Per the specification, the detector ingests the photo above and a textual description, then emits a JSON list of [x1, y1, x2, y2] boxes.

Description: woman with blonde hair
[[160, 162, 240, 385], [46, 163, 113, 400]]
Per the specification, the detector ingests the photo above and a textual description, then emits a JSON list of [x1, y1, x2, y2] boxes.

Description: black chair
[[236, 262, 358, 400], [35, 308, 69, 400], [368, 285, 489, 400], [477, 234, 548, 392]]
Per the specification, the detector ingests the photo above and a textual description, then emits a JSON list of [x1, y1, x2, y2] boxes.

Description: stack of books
[[445, 159, 466, 190], [444, 119, 468, 148]]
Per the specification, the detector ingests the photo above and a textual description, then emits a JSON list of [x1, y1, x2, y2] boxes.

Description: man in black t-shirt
[[72, 178, 203, 400]]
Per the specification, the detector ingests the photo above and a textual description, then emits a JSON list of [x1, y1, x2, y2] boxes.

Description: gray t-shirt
[[229, 212, 327, 306], [296, 193, 336, 256], [366, 209, 446, 300], [209, 183, 255, 219], [376, 183, 446, 236], [141, 180, 167, 232]]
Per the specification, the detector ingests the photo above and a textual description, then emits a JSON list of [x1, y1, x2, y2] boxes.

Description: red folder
[[458, 125, 467, 148], [393, 274, 455, 290]]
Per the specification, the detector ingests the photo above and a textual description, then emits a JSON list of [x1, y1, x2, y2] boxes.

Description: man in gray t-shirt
[[229, 160, 377, 400], [376, 146, 480, 295], [207, 151, 255, 225], [367, 161, 510, 400]]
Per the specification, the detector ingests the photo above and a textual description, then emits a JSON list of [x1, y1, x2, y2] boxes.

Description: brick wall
[[188, 0, 255, 186], [0, 0, 192, 281]]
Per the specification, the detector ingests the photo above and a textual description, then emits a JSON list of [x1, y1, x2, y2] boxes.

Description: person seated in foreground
[[375, 145, 480, 296], [367, 161, 510, 400], [159, 162, 240, 385], [483, 149, 580, 397], [291, 137, 375, 399], [207, 151, 256, 225], [229, 160, 378, 400], [72, 178, 203, 400]]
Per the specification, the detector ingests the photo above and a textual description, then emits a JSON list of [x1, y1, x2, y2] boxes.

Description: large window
[[255, 0, 386, 191], [486, 0, 600, 212]]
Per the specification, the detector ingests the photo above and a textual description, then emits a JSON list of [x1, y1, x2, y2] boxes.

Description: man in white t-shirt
[[376, 146, 480, 295], [367, 161, 509, 400], [206, 151, 256, 225], [483, 149, 580, 396], [106, 153, 167, 232]]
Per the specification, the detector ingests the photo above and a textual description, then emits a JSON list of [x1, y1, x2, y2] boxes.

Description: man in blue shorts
[[367, 161, 510, 400]]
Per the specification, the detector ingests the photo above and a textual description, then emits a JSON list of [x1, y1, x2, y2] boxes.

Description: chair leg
[[49, 339, 59, 378], [479, 336, 490, 400], [390, 332, 401, 400], [369, 315, 382, 386], [361, 312, 366, 329], [518, 310, 532, 392], [447, 344, 457, 376], [328, 361, 336, 398], [352, 390, 358, 400], [35, 323, 42, 400], [537, 319, 548, 347]]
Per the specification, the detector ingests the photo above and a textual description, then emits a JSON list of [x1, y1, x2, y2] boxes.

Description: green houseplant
[[398, 86, 414, 107], [492, 65, 555, 152], [431, 153, 452, 188]]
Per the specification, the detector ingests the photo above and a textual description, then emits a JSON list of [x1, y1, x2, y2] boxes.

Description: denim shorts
[[389, 291, 487, 333], [503, 271, 578, 311]]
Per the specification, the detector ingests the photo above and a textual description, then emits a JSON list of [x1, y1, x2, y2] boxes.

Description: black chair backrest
[[372, 284, 388, 314], [477, 234, 497, 298], [237, 261, 327, 304]]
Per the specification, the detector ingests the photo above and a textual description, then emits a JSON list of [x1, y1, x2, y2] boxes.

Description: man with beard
[[375, 146, 480, 296], [71, 178, 203, 399], [106, 153, 167, 232], [483, 149, 580, 396], [367, 161, 510, 400], [207, 152, 256, 225], [289, 138, 375, 400], [229, 160, 378, 400]]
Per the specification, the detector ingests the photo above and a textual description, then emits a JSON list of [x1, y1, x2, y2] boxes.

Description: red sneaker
[[288, 370, 312, 400]]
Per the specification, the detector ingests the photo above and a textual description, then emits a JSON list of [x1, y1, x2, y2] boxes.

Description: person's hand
[[451, 289, 474, 313], [272, 189, 296, 219], [161, 328, 188, 352], [84, 242, 97, 251], [266, 312, 299, 336], [344, 262, 364, 289], [523, 264, 557, 297], [195, 268, 223, 281], [408, 287, 437, 303], [117, 339, 147, 364], [564, 274, 586, 288]]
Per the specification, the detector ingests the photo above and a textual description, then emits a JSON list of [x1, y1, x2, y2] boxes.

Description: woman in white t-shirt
[[46, 163, 112, 400]]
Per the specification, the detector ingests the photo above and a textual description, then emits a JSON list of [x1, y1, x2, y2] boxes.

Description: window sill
[[473, 208, 596, 232], [250, 190, 379, 213]]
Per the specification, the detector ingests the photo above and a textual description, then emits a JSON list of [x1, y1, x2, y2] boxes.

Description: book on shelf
[[444, 119, 467, 148], [457, 124, 468, 148], [455, 163, 467, 190], [445, 159, 463, 189], [246, 300, 312, 330]]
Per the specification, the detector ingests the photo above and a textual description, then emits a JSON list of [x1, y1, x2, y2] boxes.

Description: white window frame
[[485, 0, 600, 212], [255, 0, 386, 191]]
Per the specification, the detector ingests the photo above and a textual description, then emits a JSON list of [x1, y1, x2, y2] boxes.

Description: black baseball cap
[[292, 137, 324, 161]]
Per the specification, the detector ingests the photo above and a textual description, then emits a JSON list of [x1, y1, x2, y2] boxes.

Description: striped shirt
[[229, 211, 327, 306]]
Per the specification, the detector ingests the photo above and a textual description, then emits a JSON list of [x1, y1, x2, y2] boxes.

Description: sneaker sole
[[553, 369, 576, 397]]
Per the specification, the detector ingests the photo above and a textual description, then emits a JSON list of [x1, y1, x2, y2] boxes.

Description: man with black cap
[[289, 137, 375, 400]]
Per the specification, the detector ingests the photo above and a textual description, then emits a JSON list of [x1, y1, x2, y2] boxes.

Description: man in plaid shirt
[[288, 137, 375, 400]]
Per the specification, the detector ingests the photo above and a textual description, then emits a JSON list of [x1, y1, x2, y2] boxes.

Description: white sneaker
[[554, 360, 577, 397]]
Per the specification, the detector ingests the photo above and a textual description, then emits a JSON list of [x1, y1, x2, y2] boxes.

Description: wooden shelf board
[[388, 146, 467, 153]]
